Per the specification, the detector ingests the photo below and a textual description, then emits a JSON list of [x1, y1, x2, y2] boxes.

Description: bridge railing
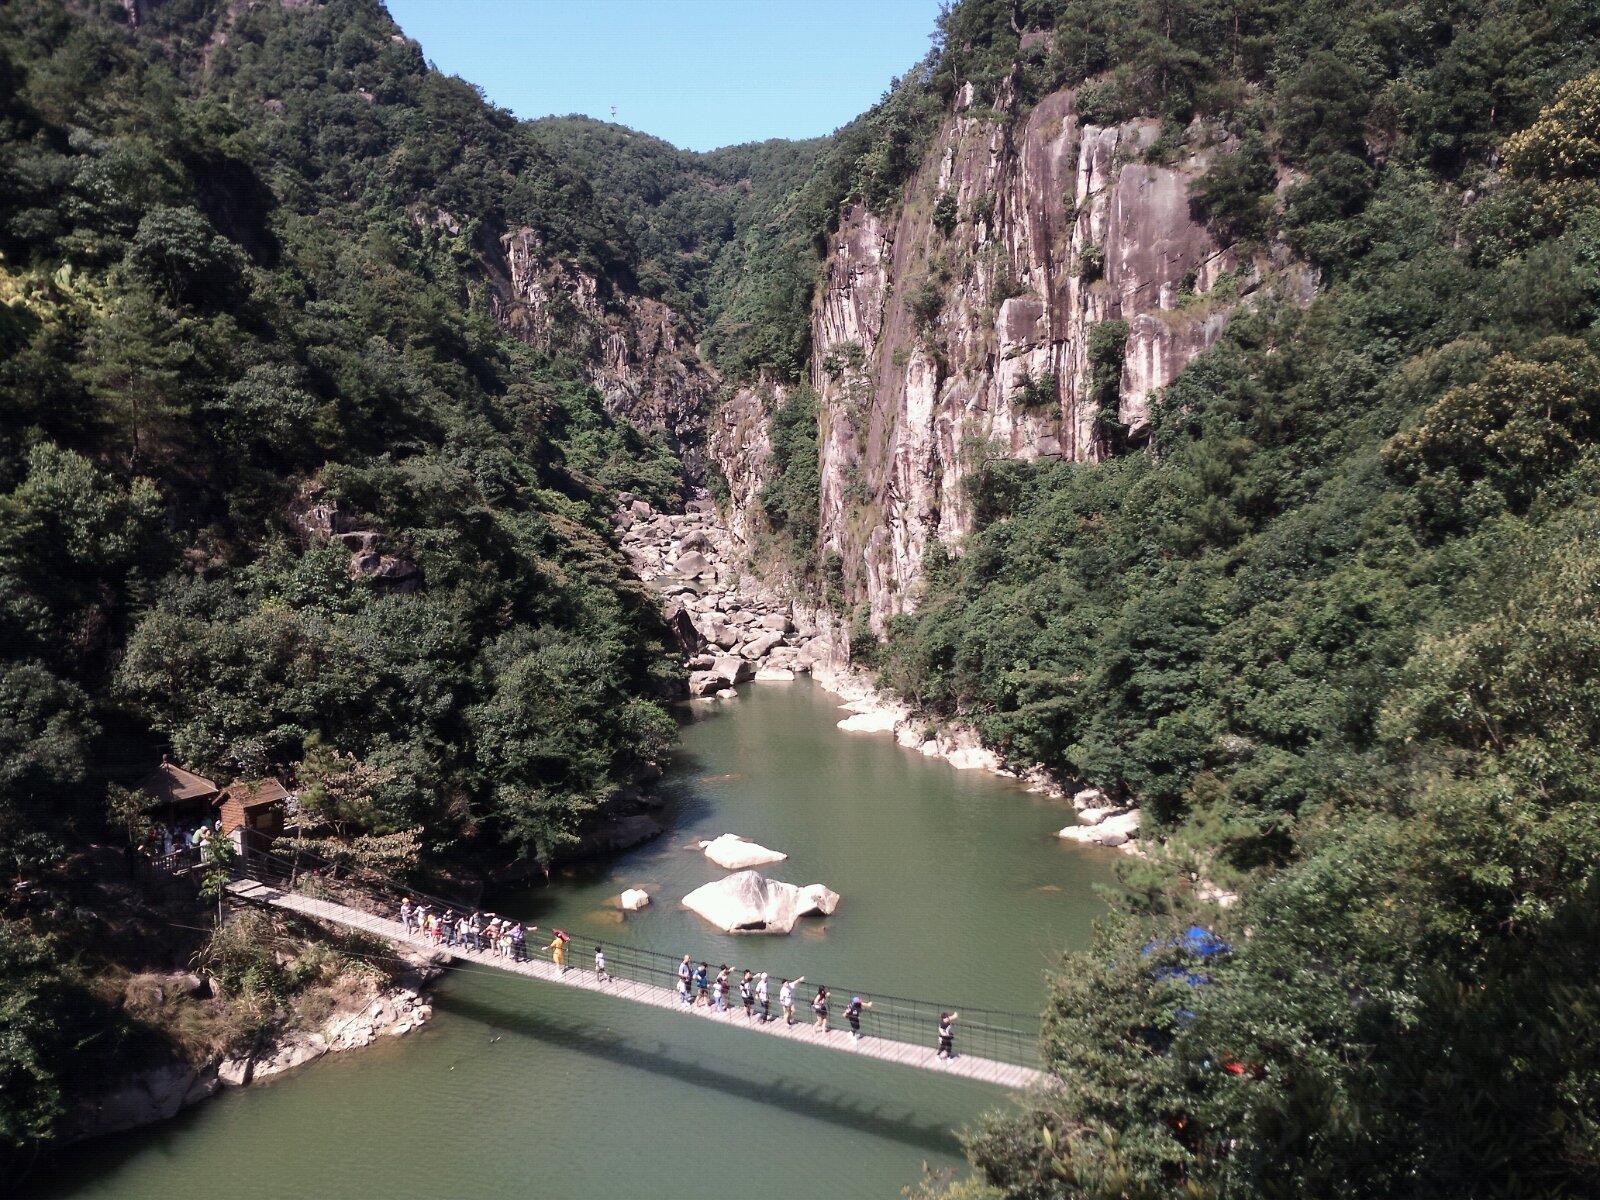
[[232, 843, 1044, 1068]]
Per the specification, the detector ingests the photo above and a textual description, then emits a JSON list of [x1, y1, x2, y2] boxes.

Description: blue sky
[[383, 0, 944, 152]]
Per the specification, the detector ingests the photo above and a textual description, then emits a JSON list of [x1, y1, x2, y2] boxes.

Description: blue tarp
[[1142, 926, 1232, 988]]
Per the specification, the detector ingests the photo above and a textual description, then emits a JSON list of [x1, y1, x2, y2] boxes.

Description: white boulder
[[837, 709, 899, 733], [797, 884, 840, 916], [703, 833, 788, 870], [1058, 809, 1141, 848], [682, 871, 803, 933], [754, 667, 795, 682], [619, 888, 651, 911]]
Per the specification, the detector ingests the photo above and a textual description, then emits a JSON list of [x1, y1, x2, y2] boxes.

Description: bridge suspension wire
[[227, 843, 1049, 1082]]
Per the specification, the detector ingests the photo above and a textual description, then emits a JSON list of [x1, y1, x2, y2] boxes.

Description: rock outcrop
[[681, 870, 837, 934], [488, 228, 720, 470], [619, 887, 651, 911], [701, 834, 788, 871], [710, 84, 1315, 627]]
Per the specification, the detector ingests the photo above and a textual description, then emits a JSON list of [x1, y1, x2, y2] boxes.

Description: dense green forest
[[0, 0, 695, 1153], [860, 2, 1600, 1197]]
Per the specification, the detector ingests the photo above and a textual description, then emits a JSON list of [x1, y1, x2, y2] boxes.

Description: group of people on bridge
[[396, 897, 962, 1059]]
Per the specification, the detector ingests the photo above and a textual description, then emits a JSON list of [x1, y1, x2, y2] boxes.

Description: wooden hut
[[138, 760, 220, 824], [215, 778, 290, 850]]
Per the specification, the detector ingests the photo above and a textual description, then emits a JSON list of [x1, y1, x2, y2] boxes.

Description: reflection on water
[[32, 680, 1113, 1200]]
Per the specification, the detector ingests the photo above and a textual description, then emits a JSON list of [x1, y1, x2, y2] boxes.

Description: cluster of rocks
[[1056, 787, 1142, 851], [292, 482, 421, 593], [613, 495, 835, 697], [65, 972, 438, 1143], [216, 984, 434, 1089]]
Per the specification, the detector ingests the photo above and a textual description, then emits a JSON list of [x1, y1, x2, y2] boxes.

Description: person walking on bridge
[[846, 995, 873, 1042], [937, 1011, 960, 1060], [594, 945, 609, 982], [400, 898, 414, 935], [694, 962, 709, 1006], [780, 976, 804, 1025], [756, 972, 770, 1022], [678, 954, 692, 995], [740, 969, 755, 1018], [812, 985, 830, 1033], [549, 929, 569, 971]]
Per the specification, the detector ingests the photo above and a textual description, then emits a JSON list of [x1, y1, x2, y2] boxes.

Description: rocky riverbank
[[60, 942, 445, 1147], [617, 496, 1150, 857]]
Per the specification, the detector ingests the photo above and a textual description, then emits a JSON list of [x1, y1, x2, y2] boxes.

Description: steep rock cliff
[[717, 83, 1315, 628], [487, 227, 721, 471]]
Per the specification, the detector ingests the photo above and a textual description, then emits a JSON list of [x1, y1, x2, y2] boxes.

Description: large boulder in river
[[797, 884, 840, 916], [682, 871, 803, 933], [711, 655, 755, 685], [689, 671, 724, 697], [703, 833, 787, 870], [619, 888, 651, 911]]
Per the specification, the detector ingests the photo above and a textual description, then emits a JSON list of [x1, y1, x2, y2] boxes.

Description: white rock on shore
[[1058, 809, 1141, 847]]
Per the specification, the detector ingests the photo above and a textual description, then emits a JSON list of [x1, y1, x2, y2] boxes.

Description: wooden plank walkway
[[227, 879, 1049, 1090]]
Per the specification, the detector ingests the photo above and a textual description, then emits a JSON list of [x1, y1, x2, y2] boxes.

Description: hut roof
[[216, 778, 291, 810], [139, 761, 220, 805]]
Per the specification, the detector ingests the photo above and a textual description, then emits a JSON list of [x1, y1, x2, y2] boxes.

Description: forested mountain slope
[[0, 0, 694, 1154], [767, 2, 1600, 1196]]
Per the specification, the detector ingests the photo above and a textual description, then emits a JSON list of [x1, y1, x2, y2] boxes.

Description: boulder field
[[612, 496, 834, 697]]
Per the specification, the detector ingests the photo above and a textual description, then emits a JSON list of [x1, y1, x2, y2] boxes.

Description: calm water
[[34, 680, 1114, 1199]]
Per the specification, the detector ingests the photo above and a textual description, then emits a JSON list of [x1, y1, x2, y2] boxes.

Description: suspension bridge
[[224, 851, 1050, 1090]]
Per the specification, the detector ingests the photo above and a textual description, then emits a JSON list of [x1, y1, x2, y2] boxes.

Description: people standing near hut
[[845, 996, 873, 1042], [812, 985, 830, 1032], [400, 898, 414, 935], [780, 976, 804, 1025], [740, 970, 755, 1019], [756, 972, 771, 1022], [594, 945, 609, 982], [937, 1011, 959, 1059]]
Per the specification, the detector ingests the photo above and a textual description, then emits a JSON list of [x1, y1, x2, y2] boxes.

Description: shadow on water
[[433, 989, 966, 1157]]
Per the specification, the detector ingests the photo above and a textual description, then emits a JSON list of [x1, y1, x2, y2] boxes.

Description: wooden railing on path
[[225, 877, 1050, 1091]]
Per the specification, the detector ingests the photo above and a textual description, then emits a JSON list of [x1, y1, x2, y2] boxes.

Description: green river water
[[33, 679, 1114, 1200]]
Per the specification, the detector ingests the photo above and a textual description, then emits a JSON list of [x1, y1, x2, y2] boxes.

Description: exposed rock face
[[620, 887, 651, 911], [488, 228, 720, 469], [702, 833, 788, 871], [710, 84, 1315, 627], [681, 870, 836, 934], [291, 483, 422, 594]]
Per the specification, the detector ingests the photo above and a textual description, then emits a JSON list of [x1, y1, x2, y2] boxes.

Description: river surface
[[35, 680, 1113, 1199]]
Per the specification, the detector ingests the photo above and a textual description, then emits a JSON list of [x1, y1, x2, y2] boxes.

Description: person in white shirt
[[780, 975, 805, 1025]]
